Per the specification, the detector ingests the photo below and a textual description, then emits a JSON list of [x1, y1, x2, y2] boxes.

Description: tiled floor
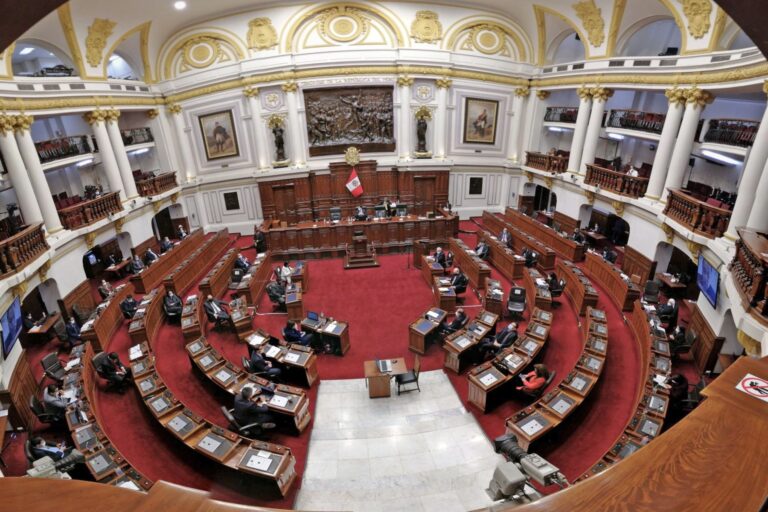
[[294, 370, 504, 512]]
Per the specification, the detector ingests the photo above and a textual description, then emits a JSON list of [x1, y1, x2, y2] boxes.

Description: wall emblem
[[410, 11, 442, 43], [572, 0, 605, 47], [247, 18, 278, 50], [85, 18, 117, 67]]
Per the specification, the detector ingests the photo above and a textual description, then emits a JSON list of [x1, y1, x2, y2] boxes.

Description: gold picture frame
[[198, 110, 239, 161], [463, 97, 499, 145]]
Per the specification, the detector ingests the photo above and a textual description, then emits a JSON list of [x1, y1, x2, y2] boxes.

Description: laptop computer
[[376, 359, 392, 373], [303, 311, 321, 329]]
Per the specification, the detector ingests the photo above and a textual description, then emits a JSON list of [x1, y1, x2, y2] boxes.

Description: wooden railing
[[729, 229, 768, 321], [35, 135, 92, 163], [544, 106, 578, 123], [607, 109, 665, 135], [0, 223, 48, 277], [121, 127, 154, 146], [57, 191, 122, 230], [135, 172, 178, 197], [525, 151, 569, 173], [585, 164, 649, 198], [703, 118, 759, 147], [663, 189, 732, 239]]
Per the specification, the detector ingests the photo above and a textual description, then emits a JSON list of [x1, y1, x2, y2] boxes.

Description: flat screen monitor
[[696, 254, 719, 307], [1, 297, 22, 357]]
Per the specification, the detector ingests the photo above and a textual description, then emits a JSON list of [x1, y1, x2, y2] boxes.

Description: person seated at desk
[[234, 252, 250, 271], [277, 261, 293, 286], [129, 255, 145, 274], [439, 308, 467, 337], [23, 312, 46, 331], [479, 322, 518, 359], [283, 321, 312, 346], [177, 225, 188, 240], [99, 352, 132, 392], [522, 248, 538, 268], [354, 205, 367, 221], [500, 227, 511, 246], [204, 294, 231, 325], [120, 295, 139, 319], [43, 384, 72, 416], [65, 317, 82, 347], [658, 298, 678, 325], [106, 253, 119, 267], [572, 228, 585, 244], [601, 248, 618, 264], [30, 436, 83, 463], [610, 221, 625, 245], [249, 350, 282, 379], [547, 272, 559, 292], [159, 236, 174, 254], [515, 364, 549, 393], [97, 280, 113, 300], [233, 386, 276, 430], [163, 289, 183, 320], [144, 248, 159, 266], [254, 228, 267, 253], [450, 267, 468, 291], [475, 241, 489, 260], [668, 325, 686, 350], [433, 246, 447, 268]]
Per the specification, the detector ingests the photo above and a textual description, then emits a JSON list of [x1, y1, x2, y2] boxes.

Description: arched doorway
[[153, 204, 189, 240], [606, 214, 629, 246], [653, 242, 699, 300], [19, 278, 63, 349], [82, 236, 127, 279], [533, 184, 557, 212]]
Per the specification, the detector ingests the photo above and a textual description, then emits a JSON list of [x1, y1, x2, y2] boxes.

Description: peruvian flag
[[346, 168, 364, 197]]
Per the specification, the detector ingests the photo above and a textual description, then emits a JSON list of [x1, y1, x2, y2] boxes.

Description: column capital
[[514, 87, 530, 98], [435, 77, 452, 89], [397, 75, 414, 87], [535, 90, 550, 100], [267, 114, 285, 129], [243, 86, 260, 98], [665, 87, 687, 105], [104, 108, 120, 123], [13, 114, 34, 133], [685, 86, 714, 107], [167, 103, 182, 115], [83, 110, 107, 125], [146, 109, 159, 119], [763, 80, 768, 96], [414, 105, 433, 120], [577, 86, 593, 100], [281, 81, 298, 93], [0, 114, 16, 134], [590, 87, 613, 101]]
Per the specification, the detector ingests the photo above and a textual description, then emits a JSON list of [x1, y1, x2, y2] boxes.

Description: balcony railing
[[121, 127, 154, 146], [525, 151, 569, 173], [585, 164, 649, 198], [135, 172, 178, 197], [57, 191, 122, 230], [607, 109, 665, 135], [703, 118, 759, 147], [729, 229, 768, 320], [0, 223, 49, 277], [35, 135, 92, 164], [663, 189, 732, 239], [544, 106, 578, 123]]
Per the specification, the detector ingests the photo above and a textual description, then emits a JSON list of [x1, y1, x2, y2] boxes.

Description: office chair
[[206, 311, 230, 331], [671, 328, 697, 358], [29, 394, 64, 425], [643, 280, 660, 304], [52, 319, 70, 349], [549, 280, 565, 308], [507, 287, 527, 320], [658, 303, 679, 328], [24, 440, 35, 467], [231, 268, 244, 284], [241, 356, 270, 377], [329, 207, 342, 222], [41, 352, 66, 382], [445, 251, 454, 270], [521, 370, 556, 400], [453, 279, 468, 296], [91, 351, 123, 392], [395, 355, 421, 395], [524, 251, 538, 269], [221, 406, 276, 438], [266, 282, 286, 311], [72, 304, 93, 326]]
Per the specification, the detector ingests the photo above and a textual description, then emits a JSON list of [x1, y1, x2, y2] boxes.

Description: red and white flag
[[346, 168, 363, 197]]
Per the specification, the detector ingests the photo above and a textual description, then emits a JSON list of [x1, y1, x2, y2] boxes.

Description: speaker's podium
[[344, 230, 380, 269]]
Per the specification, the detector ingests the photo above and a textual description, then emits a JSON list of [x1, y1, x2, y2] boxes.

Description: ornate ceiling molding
[[247, 18, 278, 50], [679, 0, 713, 39], [572, 0, 605, 48], [410, 11, 442, 44], [85, 18, 117, 68]]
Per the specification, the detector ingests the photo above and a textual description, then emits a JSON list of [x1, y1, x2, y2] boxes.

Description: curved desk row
[[522, 267, 553, 311], [556, 260, 599, 315], [199, 247, 238, 300], [476, 230, 525, 281], [482, 211, 556, 271], [443, 309, 501, 375], [163, 229, 231, 295], [584, 252, 641, 311], [503, 207, 585, 263], [130, 229, 204, 293], [448, 237, 492, 290], [231, 252, 273, 306], [243, 329, 319, 388], [128, 287, 166, 345], [80, 284, 133, 352]]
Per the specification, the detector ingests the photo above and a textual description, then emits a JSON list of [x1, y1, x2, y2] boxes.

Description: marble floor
[[294, 370, 504, 512]]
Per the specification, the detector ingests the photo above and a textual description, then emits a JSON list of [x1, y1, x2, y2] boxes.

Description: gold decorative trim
[[679, 0, 713, 39], [84, 232, 97, 249], [168, 104, 182, 115], [544, 177, 553, 189], [514, 87, 530, 97], [247, 18, 278, 50], [536, 90, 550, 100], [414, 105, 432, 121], [736, 329, 761, 357], [612, 200, 625, 217], [577, 85, 593, 99], [345, 146, 361, 166], [11, 283, 28, 299], [397, 75, 414, 87], [665, 87, 687, 105], [57, 4, 87, 78], [661, 223, 674, 243], [584, 190, 595, 204], [707, 7, 727, 52], [162, 30, 246, 80], [281, 81, 299, 93], [0, 95, 162, 112], [243, 86, 259, 98], [37, 260, 52, 283], [104, 108, 120, 123], [590, 86, 613, 101], [151, 200, 163, 214], [83, 110, 107, 125], [12, 114, 34, 133], [267, 114, 285, 129], [446, 20, 528, 62], [102, 21, 153, 82], [85, 18, 117, 68], [685, 86, 714, 106], [435, 77, 452, 89], [572, 0, 606, 48], [0, 115, 15, 134], [147, 109, 159, 119], [525, 171, 534, 182], [411, 10, 442, 43], [113, 217, 125, 233], [170, 192, 180, 204], [605, 0, 627, 57], [686, 240, 702, 259], [534, 4, 592, 64]]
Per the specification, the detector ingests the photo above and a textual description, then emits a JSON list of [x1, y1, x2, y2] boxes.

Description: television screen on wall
[[697, 254, 719, 308], [1, 297, 22, 357]]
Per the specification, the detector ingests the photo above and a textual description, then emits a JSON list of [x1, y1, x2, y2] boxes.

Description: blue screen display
[[697, 254, 719, 307], [1, 297, 22, 357]]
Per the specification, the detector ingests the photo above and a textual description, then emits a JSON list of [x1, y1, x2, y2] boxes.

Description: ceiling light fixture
[[701, 150, 741, 166], [129, 148, 150, 156], [76, 158, 94, 167], [19, 47, 35, 55], [607, 133, 625, 140], [109, 55, 119, 62], [548, 127, 564, 132], [174, 1, 187, 10]]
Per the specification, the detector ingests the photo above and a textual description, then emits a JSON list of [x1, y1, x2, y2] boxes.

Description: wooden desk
[[80, 284, 133, 352], [421, 255, 444, 286], [467, 361, 514, 412], [22, 312, 61, 347], [232, 252, 272, 306], [230, 300, 255, 337], [128, 287, 166, 346], [181, 295, 205, 343], [291, 261, 309, 293], [164, 230, 230, 295], [432, 276, 456, 313], [130, 229, 204, 294], [482, 211, 556, 271], [584, 230, 608, 249], [443, 330, 479, 373], [504, 207, 586, 262], [585, 252, 641, 311], [557, 260, 599, 315], [408, 308, 446, 354], [655, 272, 687, 298], [364, 358, 407, 398], [483, 278, 505, 317], [199, 248, 238, 300], [522, 267, 552, 311], [285, 284, 304, 322], [103, 259, 131, 281], [477, 230, 524, 280], [255, 340, 318, 387], [448, 238, 491, 289], [302, 318, 350, 355]]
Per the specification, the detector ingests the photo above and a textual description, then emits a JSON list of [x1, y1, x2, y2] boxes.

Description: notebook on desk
[[376, 359, 392, 373]]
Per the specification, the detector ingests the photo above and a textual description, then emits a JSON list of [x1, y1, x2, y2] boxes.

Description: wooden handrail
[[136, 172, 178, 197], [729, 228, 768, 320], [585, 164, 649, 198], [57, 191, 122, 230], [524, 151, 569, 173], [544, 106, 579, 123], [662, 189, 732, 239], [607, 109, 665, 134], [0, 223, 49, 277], [703, 118, 759, 147]]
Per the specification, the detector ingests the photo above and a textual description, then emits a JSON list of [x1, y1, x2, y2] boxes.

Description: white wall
[[621, 19, 681, 57]]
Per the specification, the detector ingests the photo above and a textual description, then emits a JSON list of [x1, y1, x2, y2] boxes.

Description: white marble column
[[85, 111, 126, 201], [579, 87, 613, 175], [746, 157, 768, 233], [661, 88, 713, 202], [569, 87, 593, 173], [282, 81, 303, 167], [645, 88, 686, 200], [434, 78, 451, 159], [13, 115, 63, 233], [398, 75, 414, 160], [104, 109, 138, 200], [0, 115, 43, 225], [506, 87, 529, 163], [726, 89, 768, 237], [244, 87, 271, 170], [168, 104, 196, 183]]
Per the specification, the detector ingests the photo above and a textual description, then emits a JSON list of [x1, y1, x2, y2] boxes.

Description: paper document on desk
[[117, 480, 140, 491], [246, 454, 272, 471], [324, 321, 338, 333], [438, 287, 450, 293], [265, 345, 281, 358], [521, 419, 544, 435], [257, 450, 272, 459], [270, 395, 289, 407], [653, 374, 667, 386], [284, 352, 300, 363], [247, 333, 266, 347], [129, 344, 143, 361], [0, 409, 8, 417], [426, 310, 439, 319], [64, 358, 80, 371], [199, 436, 221, 453], [479, 373, 498, 386]]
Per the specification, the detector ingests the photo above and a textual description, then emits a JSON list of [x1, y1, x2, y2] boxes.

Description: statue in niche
[[413, 106, 432, 158], [268, 114, 288, 166]]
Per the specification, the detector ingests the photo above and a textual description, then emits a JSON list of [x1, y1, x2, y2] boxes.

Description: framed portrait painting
[[463, 98, 499, 145], [198, 110, 239, 160]]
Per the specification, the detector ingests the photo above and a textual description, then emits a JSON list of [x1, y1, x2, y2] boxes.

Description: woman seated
[[515, 364, 549, 393]]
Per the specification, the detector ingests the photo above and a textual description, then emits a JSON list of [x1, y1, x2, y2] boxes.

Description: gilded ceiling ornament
[[612, 200, 624, 217], [84, 232, 97, 249], [167, 104, 182, 115], [181, 36, 225, 70], [536, 90, 550, 100], [572, 0, 605, 48], [736, 329, 760, 356], [435, 77, 452, 89], [544, 177, 553, 189], [37, 260, 51, 283], [146, 109, 159, 119], [170, 192, 180, 204], [397, 75, 414, 87], [414, 105, 432, 121], [151, 201, 162, 214], [317, 6, 370, 44], [577, 86, 593, 100], [113, 217, 124, 233], [525, 171, 534, 183], [665, 87, 687, 105], [590, 87, 613, 101], [763, 80, 768, 95], [13, 114, 34, 132], [660, 223, 674, 243], [410, 11, 443, 43], [584, 190, 595, 204], [514, 87, 530, 97], [685, 86, 714, 106], [104, 108, 120, 123], [267, 114, 285, 129], [85, 18, 117, 68], [83, 110, 107, 125], [345, 146, 361, 166], [679, 0, 712, 39], [0, 115, 15, 133], [11, 282, 27, 299], [281, 81, 299, 93], [243, 86, 259, 98], [464, 24, 508, 56], [247, 18, 278, 50], [686, 240, 702, 259]]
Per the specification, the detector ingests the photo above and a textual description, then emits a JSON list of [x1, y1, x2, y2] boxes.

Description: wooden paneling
[[2, 350, 37, 430], [59, 280, 97, 321], [622, 246, 657, 283], [553, 211, 579, 234], [688, 303, 725, 373]]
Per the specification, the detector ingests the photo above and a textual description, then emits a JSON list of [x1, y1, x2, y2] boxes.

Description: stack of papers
[[265, 345, 281, 358], [324, 321, 338, 333], [129, 344, 143, 361], [247, 333, 266, 347], [270, 395, 289, 407], [246, 453, 272, 471], [479, 373, 498, 386], [64, 358, 81, 371]]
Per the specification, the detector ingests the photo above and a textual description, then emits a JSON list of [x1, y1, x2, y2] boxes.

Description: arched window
[[12, 40, 77, 77], [727, 30, 756, 50], [107, 52, 139, 80], [550, 31, 585, 64], [620, 18, 681, 57]]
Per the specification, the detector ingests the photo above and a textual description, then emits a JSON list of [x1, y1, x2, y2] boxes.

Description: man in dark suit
[[440, 308, 467, 337], [475, 241, 489, 260], [97, 279, 113, 300], [450, 267, 469, 293], [283, 321, 312, 346], [234, 252, 250, 271], [249, 350, 282, 379], [573, 228, 585, 244], [65, 317, 82, 345], [98, 352, 132, 391], [204, 294, 231, 328], [30, 437, 83, 463], [23, 312, 44, 331], [163, 290, 182, 321], [523, 248, 538, 268], [433, 247, 447, 268], [254, 229, 267, 253], [129, 255, 145, 274], [233, 386, 275, 429], [106, 253, 119, 266], [120, 295, 138, 318], [177, 225, 188, 240], [479, 322, 518, 359], [500, 228, 511, 246], [144, 248, 159, 266], [42, 384, 71, 416], [159, 237, 174, 253], [354, 205, 367, 221]]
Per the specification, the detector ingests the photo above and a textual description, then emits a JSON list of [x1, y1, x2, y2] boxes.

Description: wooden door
[[153, 207, 174, 240], [273, 185, 298, 225], [413, 177, 435, 215]]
